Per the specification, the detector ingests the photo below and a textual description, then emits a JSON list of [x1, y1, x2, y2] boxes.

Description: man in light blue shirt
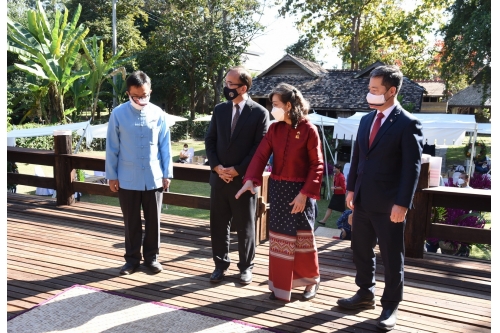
[[106, 70, 173, 275]]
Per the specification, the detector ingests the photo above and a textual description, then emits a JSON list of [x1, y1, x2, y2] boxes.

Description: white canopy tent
[[333, 112, 481, 177], [193, 114, 213, 122]]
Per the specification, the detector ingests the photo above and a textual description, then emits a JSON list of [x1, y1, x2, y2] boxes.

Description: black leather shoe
[[239, 270, 252, 285], [317, 220, 326, 226], [143, 261, 163, 274], [337, 293, 376, 310], [376, 306, 398, 331], [302, 282, 320, 301], [210, 268, 226, 283], [269, 292, 277, 300], [119, 262, 139, 275]]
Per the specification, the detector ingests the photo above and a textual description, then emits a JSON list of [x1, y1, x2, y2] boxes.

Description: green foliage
[[76, 169, 86, 181], [279, 0, 451, 75], [439, 0, 491, 100], [138, 0, 263, 118], [80, 35, 136, 119], [7, 1, 90, 123], [65, 0, 148, 61], [285, 36, 322, 64]]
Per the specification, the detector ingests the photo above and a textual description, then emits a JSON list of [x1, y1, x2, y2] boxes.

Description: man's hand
[[221, 166, 239, 178], [390, 204, 408, 223], [109, 179, 119, 192], [345, 191, 354, 210], [235, 180, 256, 199], [289, 192, 307, 214], [162, 178, 171, 191]]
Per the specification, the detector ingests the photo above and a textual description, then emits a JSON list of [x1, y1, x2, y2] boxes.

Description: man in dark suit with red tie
[[337, 65, 423, 331], [205, 66, 270, 285]]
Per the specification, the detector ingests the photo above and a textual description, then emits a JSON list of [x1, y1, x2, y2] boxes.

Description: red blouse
[[243, 119, 324, 199], [332, 172, 346, 195]]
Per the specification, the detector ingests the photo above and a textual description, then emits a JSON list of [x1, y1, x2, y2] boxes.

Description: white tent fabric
[[193, 115, 212, 122], [7, 120, 91, 139], [334, 112, 478, 145], [476, 123, 491, 135], [307, 112, 337, 126]]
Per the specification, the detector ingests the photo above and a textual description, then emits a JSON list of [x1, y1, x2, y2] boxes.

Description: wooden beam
[[429, 224, 491, 244], [423, 187, 491, 212], [7, 173, 56, 189], [7, 147, 55, 166]]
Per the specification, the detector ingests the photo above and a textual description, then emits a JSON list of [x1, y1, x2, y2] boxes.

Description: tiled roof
[[257, 54, 329, 78], [448, 84, 491, 107], [415, 81, 446, 96], [250, 68, 425, 112]]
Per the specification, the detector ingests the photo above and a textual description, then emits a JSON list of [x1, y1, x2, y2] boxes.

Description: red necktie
[[369, 113, 384, 147], [231, 104, 240, 137]]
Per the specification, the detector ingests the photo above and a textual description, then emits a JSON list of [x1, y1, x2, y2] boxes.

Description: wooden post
[[255, 172, 271, 244], [404, 162, 430, 258], [53, 130, 75, 206]]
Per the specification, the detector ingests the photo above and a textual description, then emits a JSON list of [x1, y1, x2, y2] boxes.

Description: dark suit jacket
[[346, 104, 424, 213], [205, 97, 270, 187]]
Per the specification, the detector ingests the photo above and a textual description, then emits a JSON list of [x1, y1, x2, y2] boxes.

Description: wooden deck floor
[[7, 193, 491, 332]]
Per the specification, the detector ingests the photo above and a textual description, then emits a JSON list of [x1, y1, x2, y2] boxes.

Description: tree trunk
[[48, 83, 65, 123]]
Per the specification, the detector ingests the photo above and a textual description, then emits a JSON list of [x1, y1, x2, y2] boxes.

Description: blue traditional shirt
[[105, 101, 173, 191]]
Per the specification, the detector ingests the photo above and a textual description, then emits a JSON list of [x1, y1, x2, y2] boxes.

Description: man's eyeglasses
[[224, 82, 244, 88], [129, 94, 150, 99]]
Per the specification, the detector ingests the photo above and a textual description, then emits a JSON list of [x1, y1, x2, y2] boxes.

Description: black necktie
[[231, 104, 240, 137], [369, 112, 384, 147]]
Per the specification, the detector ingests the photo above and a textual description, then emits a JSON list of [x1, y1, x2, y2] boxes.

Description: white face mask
[[129, 95, 150, 110], [366, 92, 387, 106], [457, 178, 465, 186], [271, 107, 285, 122]]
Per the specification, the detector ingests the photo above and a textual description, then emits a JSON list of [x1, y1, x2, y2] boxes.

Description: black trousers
[[209, 180, 256, 272], [351, 201, 405, 307], [118, 187, 163, 264]]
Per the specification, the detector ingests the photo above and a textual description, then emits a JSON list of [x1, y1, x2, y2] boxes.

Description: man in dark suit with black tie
[[337, 65, 423, 331], [205, 66, 270, 285]]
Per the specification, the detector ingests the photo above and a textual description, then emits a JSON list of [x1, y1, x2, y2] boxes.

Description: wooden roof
[[415, 80, 446, 97]]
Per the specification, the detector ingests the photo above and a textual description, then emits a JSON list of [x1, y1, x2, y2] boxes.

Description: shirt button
[[141, 135, 144, 138]]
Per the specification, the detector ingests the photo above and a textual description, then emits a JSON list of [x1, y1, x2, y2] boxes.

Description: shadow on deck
[[7, 193, 491, 332]]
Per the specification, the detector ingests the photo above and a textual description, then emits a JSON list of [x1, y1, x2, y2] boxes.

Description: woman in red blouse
[[317, 164, 346, 225], [236, 83, 324, 302]]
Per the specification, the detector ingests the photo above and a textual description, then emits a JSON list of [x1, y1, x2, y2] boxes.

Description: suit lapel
[[224, 101, 233, 144], [369, 105, 402, 150]]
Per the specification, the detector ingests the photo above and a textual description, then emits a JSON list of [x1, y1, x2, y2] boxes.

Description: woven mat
[[8, 285, 274, 333]]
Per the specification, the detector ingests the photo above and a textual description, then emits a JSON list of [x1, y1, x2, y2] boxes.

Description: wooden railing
[[405, 163, 491, 258], [7, 137, 491, 257], [7, 133, 270, 243]]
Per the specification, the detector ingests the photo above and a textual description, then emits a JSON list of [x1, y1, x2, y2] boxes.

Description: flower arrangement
[[463, 140, 488, 160]]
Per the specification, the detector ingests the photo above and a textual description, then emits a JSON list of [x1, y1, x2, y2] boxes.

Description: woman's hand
[[235, 180, 256, 199], [290, 192, 307, 214]]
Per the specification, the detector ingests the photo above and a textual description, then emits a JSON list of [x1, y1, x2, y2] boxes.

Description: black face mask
[[223, 86, 240, 101]]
